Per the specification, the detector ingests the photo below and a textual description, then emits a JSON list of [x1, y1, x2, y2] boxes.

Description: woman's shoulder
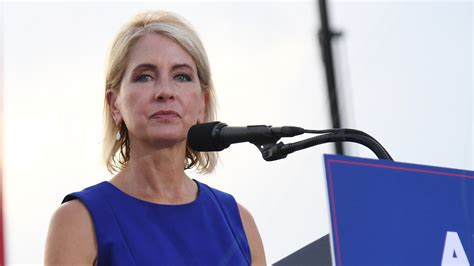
[[51, 199, 93, 225], [45, 199, 97, 264], [48, 200, 93, 239], [197, 180, 267, 265], [237, 202, 266, 265]]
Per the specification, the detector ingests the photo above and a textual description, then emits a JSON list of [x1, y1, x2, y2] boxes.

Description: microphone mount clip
[[253, 141, 288, 161]]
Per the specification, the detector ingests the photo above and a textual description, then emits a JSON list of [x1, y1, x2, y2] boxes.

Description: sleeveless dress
[[62, 179, 251, 266]]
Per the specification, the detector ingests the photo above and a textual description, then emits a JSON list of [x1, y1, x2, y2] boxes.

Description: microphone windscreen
[[187, 122, 225, 151]]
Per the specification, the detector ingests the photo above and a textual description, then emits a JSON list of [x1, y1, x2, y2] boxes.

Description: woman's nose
[[154, 81, 175, 101]]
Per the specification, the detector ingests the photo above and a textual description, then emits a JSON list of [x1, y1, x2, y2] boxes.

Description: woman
[[45, 10, 266, 265]]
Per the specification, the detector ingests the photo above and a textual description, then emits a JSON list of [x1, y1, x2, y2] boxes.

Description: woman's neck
[[110, 141, 197, 204]]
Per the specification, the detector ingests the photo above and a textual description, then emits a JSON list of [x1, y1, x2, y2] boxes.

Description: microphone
[[187, 122, 305, 152]]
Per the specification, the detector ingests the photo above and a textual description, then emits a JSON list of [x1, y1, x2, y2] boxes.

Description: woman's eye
[[174, 74, 191, 82], [135, 74, 153, 82]]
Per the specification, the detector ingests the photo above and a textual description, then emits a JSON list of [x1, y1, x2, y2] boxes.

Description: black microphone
[[187, 122, 305, 152]]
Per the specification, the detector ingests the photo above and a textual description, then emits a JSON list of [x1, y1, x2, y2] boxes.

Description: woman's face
[[108, 33, 206, 148]]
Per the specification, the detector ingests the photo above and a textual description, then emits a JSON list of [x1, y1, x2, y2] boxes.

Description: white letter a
[[441, 231, 470, 266]]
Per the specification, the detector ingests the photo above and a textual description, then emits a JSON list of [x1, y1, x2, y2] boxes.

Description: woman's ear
[[106, 88, 122, 125]]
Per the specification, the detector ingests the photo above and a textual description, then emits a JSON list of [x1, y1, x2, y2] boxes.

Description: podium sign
[[324, 154, 474, 265]]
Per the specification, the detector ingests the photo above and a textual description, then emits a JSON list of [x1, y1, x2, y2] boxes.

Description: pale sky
[[2, 1, 473, 264]]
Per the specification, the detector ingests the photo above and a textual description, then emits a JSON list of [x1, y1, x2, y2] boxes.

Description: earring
[[115, 126, 121, 141]]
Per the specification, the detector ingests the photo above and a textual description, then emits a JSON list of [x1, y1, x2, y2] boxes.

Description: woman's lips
[[150, 110, 180, 119]]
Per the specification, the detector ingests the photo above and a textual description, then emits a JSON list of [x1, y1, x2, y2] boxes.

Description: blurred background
[[1, 0, 472, 264]]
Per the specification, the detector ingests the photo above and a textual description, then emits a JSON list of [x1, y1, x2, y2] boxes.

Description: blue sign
[[324, 154, 474, 266]]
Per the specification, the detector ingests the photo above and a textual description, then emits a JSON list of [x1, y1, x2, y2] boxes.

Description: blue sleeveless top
[[62, 180, 251, 266]]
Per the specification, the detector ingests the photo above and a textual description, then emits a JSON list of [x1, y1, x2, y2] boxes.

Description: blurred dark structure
[[273, 0, 343, 264], [318, 0, 344, 155]]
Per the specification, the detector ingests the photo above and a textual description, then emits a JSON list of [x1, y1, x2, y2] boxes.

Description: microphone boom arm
[[254, 129, 393, 161]]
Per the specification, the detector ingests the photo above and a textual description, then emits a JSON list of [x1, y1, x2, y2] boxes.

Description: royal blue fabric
[[62, 180, 251, 266]]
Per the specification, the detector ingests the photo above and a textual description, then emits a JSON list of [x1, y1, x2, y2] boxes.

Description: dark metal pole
[[274, 4, 345, 263], [318, 0, 344, 155]]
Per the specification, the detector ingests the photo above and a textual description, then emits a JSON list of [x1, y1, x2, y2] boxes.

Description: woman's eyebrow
[[132, 63, 157, 72], [172, 63, 194, 72]]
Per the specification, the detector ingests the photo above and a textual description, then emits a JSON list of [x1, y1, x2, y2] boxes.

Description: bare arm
[[237, 203, 266, 266], [44, 200, 97, 265]]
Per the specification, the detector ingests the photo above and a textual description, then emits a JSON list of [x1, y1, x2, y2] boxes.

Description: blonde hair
[[103, 10, 217, 174]]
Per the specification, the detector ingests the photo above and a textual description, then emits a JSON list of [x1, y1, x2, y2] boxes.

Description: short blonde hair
[[103, 10, 217, 174]]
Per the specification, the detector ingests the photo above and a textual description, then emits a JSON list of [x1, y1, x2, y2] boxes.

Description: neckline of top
[[101, 179, 203, 207]]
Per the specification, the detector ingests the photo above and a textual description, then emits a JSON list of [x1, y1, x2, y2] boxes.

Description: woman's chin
[[147, 134, 186, 148]]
